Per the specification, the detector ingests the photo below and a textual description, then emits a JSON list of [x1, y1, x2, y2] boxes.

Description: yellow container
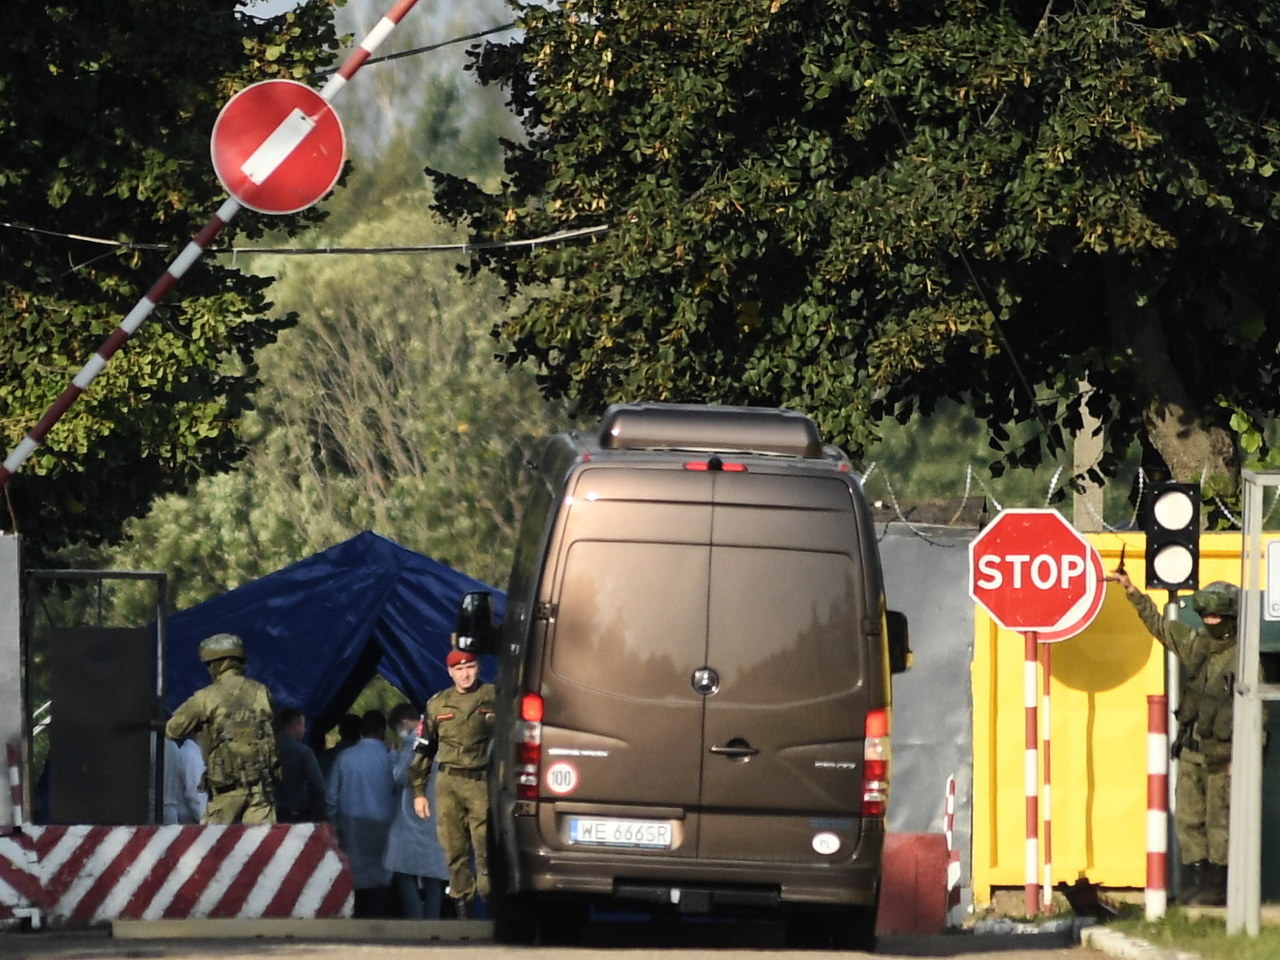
[[970, 531, 1261, 902]]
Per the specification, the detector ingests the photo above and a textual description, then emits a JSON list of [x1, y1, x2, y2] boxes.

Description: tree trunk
[[1104, 265, 1239, 508]]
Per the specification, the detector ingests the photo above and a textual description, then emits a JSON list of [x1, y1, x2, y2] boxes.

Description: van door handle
[[709, 740, 759, 759]]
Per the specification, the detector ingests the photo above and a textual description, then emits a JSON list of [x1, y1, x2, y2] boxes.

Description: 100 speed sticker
[[545, 761, 579, 795]]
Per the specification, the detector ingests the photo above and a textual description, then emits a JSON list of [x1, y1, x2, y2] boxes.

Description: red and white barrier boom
[[0, 0, 422, 489]]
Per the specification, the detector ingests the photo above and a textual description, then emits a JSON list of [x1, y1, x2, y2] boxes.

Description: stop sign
[[969, 509, 1104, 639]]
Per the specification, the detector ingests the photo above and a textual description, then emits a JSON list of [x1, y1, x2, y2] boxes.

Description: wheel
[[536, 898, 588, 946], [831, 904, 878, 952], [487, 830, 536, 944], [492, 891, 538, 944], [785, 904, 877, 952]]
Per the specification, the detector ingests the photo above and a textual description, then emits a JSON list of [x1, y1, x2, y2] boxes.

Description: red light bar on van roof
[[683, 460, 747, 472]]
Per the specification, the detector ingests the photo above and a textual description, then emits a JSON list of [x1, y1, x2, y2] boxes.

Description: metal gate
[[25, 570, 167, 825]]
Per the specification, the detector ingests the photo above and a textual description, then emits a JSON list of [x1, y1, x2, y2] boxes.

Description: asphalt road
[[0, 919, 1114, 960]]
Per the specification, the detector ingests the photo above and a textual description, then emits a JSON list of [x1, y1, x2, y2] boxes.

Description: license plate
[[568, 817, 673, 849]]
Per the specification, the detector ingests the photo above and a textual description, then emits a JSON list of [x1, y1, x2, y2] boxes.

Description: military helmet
[[199, 632, 246, 663], [1191, 581, 1239, 618]]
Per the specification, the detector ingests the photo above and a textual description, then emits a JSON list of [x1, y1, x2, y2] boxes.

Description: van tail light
[[861, 707, 890, 817], [516, 692, 543, 801]]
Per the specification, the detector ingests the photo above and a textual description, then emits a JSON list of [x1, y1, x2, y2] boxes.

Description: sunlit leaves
[[431, 0, 1280, 489], [0, 0, 343, 561]]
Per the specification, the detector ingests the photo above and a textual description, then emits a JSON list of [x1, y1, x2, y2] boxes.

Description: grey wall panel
[[879, 524, 975, 905]]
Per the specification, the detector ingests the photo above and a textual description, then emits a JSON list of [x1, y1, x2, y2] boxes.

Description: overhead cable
[[315, 20, 518, 74], [0, 219, 609, 257]]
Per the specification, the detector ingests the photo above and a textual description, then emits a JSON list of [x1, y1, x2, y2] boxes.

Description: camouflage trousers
[[435, 769, 489, 901], [203, 788, 277, 825], [1175, 752, 1230, 865]]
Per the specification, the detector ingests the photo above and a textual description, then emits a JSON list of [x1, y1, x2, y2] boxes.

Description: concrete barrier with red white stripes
[[0, 740, 41, 928], [0, 831, 42, 928], [1, 823, 352, 928]]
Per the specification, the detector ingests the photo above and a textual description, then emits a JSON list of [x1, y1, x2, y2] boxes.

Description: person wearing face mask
[[383, 701, 449, 918], [1107, 569, 1239, 906]]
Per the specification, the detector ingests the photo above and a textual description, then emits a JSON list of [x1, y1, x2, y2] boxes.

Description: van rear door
[[697, 472, 873, 862], [538, 468, 712, 855]]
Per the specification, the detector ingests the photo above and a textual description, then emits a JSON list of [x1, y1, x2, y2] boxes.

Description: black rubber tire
[[536, 898, 588, 946], [832, 904, 878, 952], [487, 831, 536, 944], [785, 904, 878, 952]]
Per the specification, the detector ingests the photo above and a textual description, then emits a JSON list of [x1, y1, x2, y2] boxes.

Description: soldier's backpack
[[203, 677, 278, 794]]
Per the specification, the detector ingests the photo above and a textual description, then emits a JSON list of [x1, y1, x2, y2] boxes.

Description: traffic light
[[1143, 482, 1200, 591]]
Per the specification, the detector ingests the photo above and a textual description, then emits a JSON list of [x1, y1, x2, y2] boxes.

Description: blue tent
[[164, 531, 505, 742]]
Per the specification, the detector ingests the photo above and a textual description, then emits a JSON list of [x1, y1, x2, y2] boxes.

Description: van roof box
[[598, 403, 824, 458]]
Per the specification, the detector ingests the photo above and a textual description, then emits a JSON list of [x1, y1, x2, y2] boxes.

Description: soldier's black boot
[[1181, 861, 1209, 904], [454, 897, 473, 919], [1200, 863, 1228, 906]]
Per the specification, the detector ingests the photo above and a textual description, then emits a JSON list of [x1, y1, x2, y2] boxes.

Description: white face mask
[[400, 725, 416, 743]]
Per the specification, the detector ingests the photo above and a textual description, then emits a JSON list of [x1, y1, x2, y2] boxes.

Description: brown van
[[456, 403, 909, 946]]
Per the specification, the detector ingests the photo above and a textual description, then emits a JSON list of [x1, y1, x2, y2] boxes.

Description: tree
[[73, 4, 568, 616], [428, 0, 1280, 517], [0, 0, 343, 561], [331, 0, 517, 170], [99, 173, 575, 614]]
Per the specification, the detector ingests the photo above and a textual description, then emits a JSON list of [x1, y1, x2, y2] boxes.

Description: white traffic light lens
[[1152, 489, 1195, 531], [1152, 543, 1195, 585]]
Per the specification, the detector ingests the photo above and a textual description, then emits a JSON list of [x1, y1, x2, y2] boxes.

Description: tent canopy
[[164, 531, 505, 742]]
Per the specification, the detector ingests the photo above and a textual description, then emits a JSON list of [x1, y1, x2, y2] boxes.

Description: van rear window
[[550, 542, 862, 702], [551, 542, 708, 700], [708, 546, 863, 704]]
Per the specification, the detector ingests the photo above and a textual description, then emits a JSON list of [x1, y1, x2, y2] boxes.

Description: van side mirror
[[886, 610, 912, 674], [455, 591, 496, 655]]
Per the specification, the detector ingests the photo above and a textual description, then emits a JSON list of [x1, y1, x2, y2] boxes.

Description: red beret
[[446, 649, 477, 668]]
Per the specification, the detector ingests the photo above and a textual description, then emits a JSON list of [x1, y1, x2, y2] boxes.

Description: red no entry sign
[[211, 79, 345, 214], [969, 508, 1104, 639]]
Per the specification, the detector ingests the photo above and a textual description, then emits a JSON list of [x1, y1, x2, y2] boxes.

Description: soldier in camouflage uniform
[[1109, 570, 1238, 906], [410, 648, 494, 918], [166, 633, 280, 825]]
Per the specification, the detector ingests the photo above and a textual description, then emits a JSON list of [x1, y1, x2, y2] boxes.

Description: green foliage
[[329, 0, 520, 188], [337, 674, 411, 744], [97, 159, 576, 616], [857, 398, 1142, 525], [0, 0, 344, 563], [429, 0, 1280, 494]]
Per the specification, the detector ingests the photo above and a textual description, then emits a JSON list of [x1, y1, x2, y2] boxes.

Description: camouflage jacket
[[1128, 590, 1236, 763], [166, 671, 279, 795], [410, 682, 495, 797]]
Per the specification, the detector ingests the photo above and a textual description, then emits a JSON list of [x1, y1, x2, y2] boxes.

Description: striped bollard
[[1024, 631, 1040, 915], [5, 742, 21, 831], [1040, 641, 1052, 911], [1146, 694, 1168, 918], [944, 776, 961, 914]]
